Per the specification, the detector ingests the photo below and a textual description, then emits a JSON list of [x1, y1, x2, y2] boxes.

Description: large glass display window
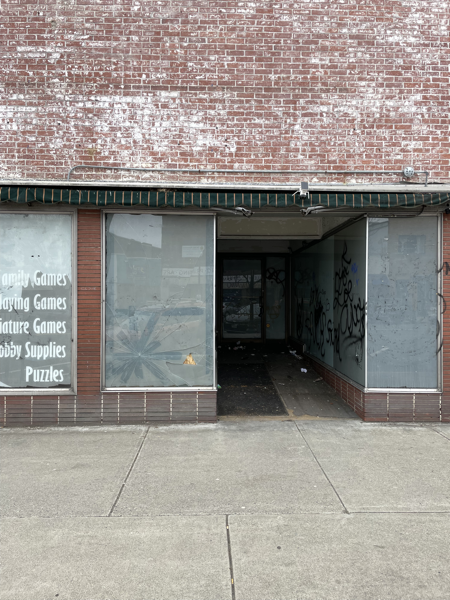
[[104, 213, 215, 388], [367, 217, 439, 389], [0, 213, 74, 390]]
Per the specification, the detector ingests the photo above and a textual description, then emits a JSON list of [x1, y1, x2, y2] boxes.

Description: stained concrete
[[219, 344, 359, 419], [114, 420, 343, 516], [267, 354, 358, 419], [0, 427, 146, 517], [0, 516, 230, 600], [1, 420, 450, 600], [433, 424, 450, 441], [217, 362, 287, 416], [298, 420, 450, 512], [230, 513, 450, 600]]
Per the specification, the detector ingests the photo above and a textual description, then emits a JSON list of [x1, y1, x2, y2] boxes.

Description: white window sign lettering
[[0, 214, 73, 389], [162, 266, 213, 278]]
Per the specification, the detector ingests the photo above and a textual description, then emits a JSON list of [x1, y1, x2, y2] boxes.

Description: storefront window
[[0, 213, 73, 389], [367, 217, 438, 388], [105, 214, 214, 388]]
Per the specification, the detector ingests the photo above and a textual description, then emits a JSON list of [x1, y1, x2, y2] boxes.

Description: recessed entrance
[[217, 252, 290, 416], [216, 249, 356, 419]]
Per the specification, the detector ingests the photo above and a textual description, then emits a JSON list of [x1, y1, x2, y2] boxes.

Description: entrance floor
[[217, 343, 358, 420]]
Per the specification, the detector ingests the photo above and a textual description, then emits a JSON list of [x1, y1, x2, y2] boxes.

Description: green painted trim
[[1, 186, 449, 208]]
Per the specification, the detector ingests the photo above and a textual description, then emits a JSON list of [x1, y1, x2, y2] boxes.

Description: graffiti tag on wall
[[331, 243, 365, 363], [295, 242, 366, 365]]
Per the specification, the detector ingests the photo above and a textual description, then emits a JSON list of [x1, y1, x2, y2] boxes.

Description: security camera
[[293, 181, 309, 199]]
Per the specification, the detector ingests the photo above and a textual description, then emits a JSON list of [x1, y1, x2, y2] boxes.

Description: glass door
[[222, 259, 262, 339], [265, 256, 286, 339]]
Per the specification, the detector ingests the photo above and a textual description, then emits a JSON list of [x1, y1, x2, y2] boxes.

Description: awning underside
[[1, 186, 449, 209]]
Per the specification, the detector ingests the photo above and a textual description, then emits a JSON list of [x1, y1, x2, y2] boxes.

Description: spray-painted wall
[[1, 1, 448, 184], [292, 219, 366, 386]]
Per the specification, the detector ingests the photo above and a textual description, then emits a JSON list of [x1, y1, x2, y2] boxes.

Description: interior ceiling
[[217, 239, 292, 253], [217, 214, 351, 240]]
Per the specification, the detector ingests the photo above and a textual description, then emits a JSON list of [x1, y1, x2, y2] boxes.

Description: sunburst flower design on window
[[106, 308, 211, 387]]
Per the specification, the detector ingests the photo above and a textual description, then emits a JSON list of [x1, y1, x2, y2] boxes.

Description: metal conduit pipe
[[67, 165, 429, 186]]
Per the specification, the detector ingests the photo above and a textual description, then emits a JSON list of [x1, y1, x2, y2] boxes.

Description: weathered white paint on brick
[[0, 0, 448, 183]]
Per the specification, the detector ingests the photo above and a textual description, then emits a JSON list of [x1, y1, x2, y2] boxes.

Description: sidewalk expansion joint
[[351, 510, 450, 515], [432, 428, 450, 442], [226, 515, 236, 600], [294, 420, 349, 514], [108, 425, 150, 517]]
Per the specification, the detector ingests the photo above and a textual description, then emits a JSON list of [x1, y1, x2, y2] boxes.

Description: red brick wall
[[1, 1, 448, 185], [77, 209, 102, 398]]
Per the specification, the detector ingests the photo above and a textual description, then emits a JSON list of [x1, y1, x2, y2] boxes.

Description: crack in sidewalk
[[431, 427, 450, 442], [108, 426, 150, 517], [226, 515, 236, 600], [294, 421, 349, 514]]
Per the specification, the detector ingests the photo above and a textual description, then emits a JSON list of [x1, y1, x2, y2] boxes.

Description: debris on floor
[[217, 342, 358, 419], [217, 361, 287, 416], [233, 341, 247, 351]]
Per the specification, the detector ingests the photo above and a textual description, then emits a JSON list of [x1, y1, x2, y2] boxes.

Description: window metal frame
[[364, 213, 441, 393], [0, 207, 77, 395], [101, 209, 217, 392]]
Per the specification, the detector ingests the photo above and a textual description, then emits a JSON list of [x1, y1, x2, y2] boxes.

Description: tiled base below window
[[2, 375, 448, 426], [309, 358, 448, 423], [1, 391, 217, 428]]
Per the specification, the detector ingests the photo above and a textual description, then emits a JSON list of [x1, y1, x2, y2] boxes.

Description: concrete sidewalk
[[1, 419, 450, 600]]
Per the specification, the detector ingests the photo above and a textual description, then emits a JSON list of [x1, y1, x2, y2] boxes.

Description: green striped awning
[[1, 186, 449, 209]]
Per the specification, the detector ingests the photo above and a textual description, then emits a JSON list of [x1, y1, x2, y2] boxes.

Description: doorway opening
[[216, 249, 357, 420], [219, 254, 288, 342]]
